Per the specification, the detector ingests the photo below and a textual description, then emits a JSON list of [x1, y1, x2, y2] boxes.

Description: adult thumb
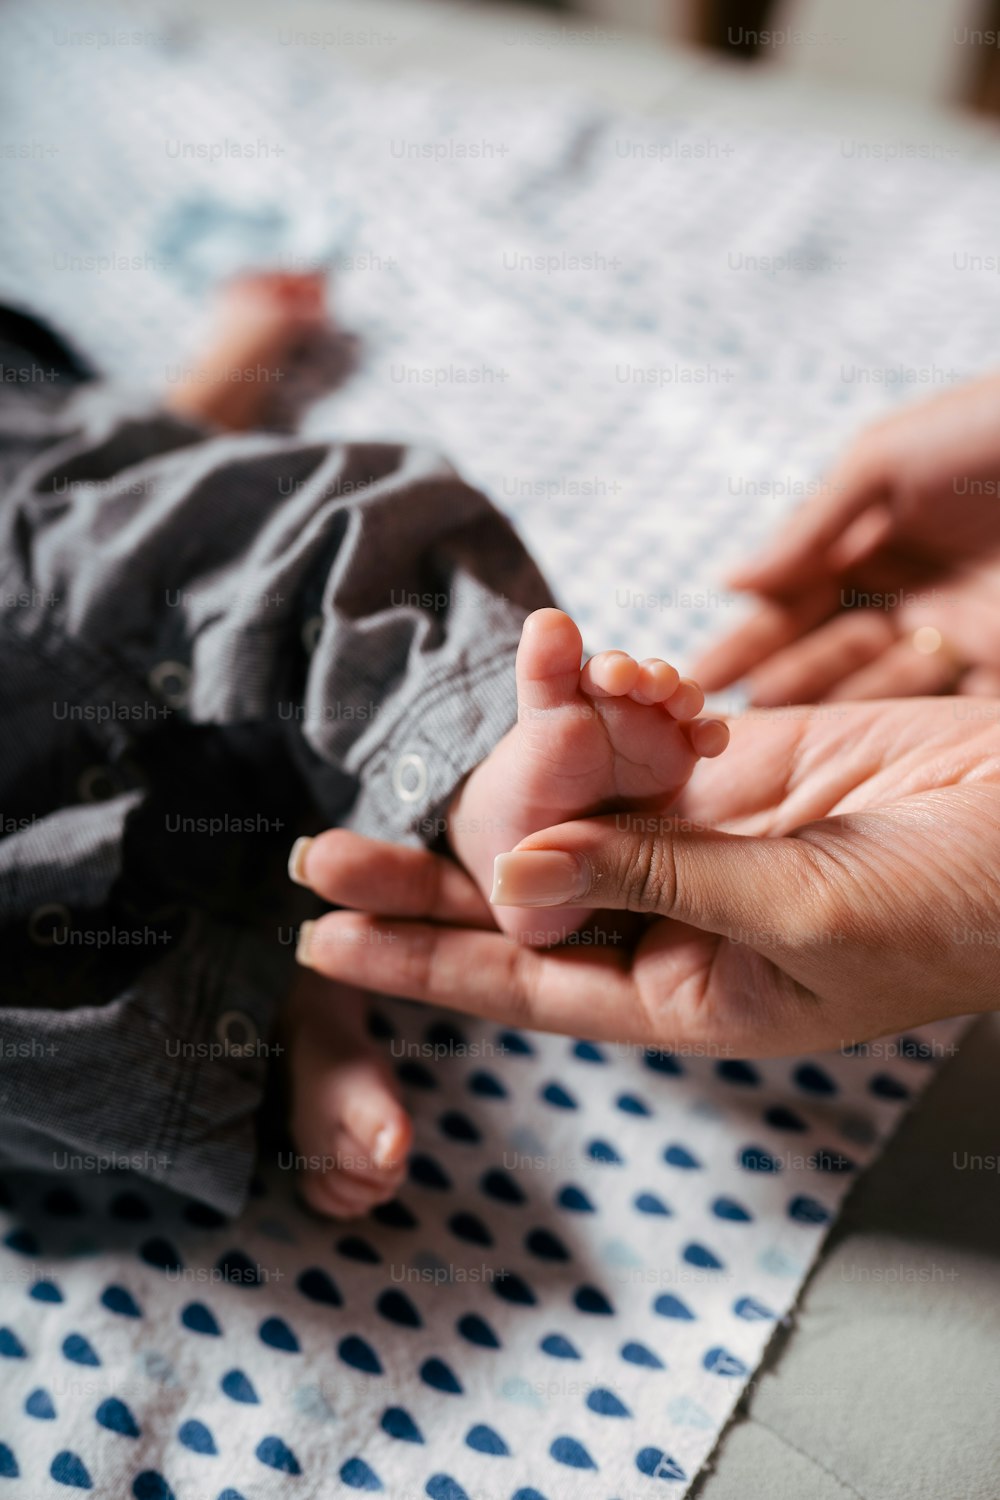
[[491, 814, 831, 943]]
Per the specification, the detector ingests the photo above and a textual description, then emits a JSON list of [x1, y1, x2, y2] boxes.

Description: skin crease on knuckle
[[626, 833, 677, 915]]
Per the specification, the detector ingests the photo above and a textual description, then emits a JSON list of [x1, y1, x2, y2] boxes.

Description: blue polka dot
[[438, 1110, 481, 1143], [221, 1368, 259, 1404], [498, 1029, 534, 1056], [794, 1063, 837, 1095], [397, 1060, 437, 1089], [870, 1073, 910, 1100], [181, 1302, 221, 1336], [716, 1060, 761, 1086], [765, 1105, 807, 1132], [739, 1145, 781, 1172], [96, 1397, 140, 1438], [382, 1406, 424, 1442], [259, 1316, 299, 1352], [132, 1473, 175, 1500], [466, 1423, 509, 1456], [494, 1271, 536, 1306], [256, 1436, 302, 1475], [109, 1192, 151, 1222], [297, 1267, 342, 1306], [62, 1333, 100, 1366], [663, 1143, 701, 1169], [139, 1238, 183, 1273], [457, 1313, 500, 1348], [525, 1228, 569, 1261], [636, 1447, 686, 1481], [178, 1419, 216, 1455], [481, 1168, 526, 1205], [101, 1285, 142, 1318], [5, 1227, 39, 1256], [377, 1289, 422, 1327], [51, 1450, 92, 1488], [448, 1211, 494, 1246], [420, 1357, 463, 1394], [339, 1335, 383, 1374], [541, 1082, 577, 1109], [653, 1293, 696, 1320], [550, 1436, 596, 1469], [634, 1191, 672, 1216], [587, 1138, 623, 1165], [541, 1333, 580, 1360], [644, 1050, 683, 1076], [468, 1071, 507, 1099], [573, 1285, 613, 1315], [587, 1388, 631, 1417], [616, 1092, 651, 1116], [621, 1340, 664, 1369], [215, 1250, 261, 1287], [426, 1476, 471, 1500], [29, 1279, 63, 1302], [572, 1041, 606, 1063], [337, 1235, 381, 1263], [734, 1296, 776, 1321], [25, 1387, 56, 1419], [0, 1443, 18, 1478], [703, 1346, 748, 1377], [372, 1199, 418, 1230], [683, 1242, 725, 1270], [409, 1154, 452, 1191], [0, 1326, 27, 1358], [788, 1194, 830, 1225], [556, 1185, 595, 1213], [711, 1195, 752, 1222]]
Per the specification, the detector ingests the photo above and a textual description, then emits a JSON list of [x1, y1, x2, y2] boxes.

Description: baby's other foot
[[284, 970, 412, 1219], [165, 270, 331, 432], [450, 609, 727, 942]]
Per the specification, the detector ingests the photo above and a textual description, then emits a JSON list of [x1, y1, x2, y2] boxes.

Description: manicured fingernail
[[296, 920, 316, 966], [491, 851, 589, 907], [287, 836, 314, 886]]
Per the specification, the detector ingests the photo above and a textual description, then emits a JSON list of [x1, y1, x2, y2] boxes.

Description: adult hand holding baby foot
[[293, 697, 1000, 1062]]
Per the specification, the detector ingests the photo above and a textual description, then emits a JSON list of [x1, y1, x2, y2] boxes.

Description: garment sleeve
[[0, 372, 554, 1213]]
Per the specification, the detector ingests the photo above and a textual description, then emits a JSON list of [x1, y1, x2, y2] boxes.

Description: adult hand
[[694, 373, 1000, 703], [293, 698, 1000, 1057]]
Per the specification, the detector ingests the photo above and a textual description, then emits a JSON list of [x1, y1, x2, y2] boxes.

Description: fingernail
[[287, 836, 314, 886], [296, 920, 316, 966], [491, 851, 589, 907], [373, 1126, 396, 1170]]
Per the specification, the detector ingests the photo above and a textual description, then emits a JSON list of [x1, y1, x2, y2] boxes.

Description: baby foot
[[449, 608, 727, 942], [283, 969, 413, 1219], [165, 270, 331, 432]]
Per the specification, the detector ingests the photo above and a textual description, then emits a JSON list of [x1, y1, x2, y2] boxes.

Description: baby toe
[[630, 658, 681, 704], [580, 650, 639, 697], [664, 677, 705, 720], [688, 718, 730, 759]]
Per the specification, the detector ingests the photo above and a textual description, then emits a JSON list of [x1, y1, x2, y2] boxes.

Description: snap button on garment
[[148, 660, 191, 708], [215, 1010, 259, 1051], [77, 766, 117, 803], [27, 903, 72, 946], [392, 752, 428, 804]]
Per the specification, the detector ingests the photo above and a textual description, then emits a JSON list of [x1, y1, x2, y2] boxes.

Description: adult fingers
[[692, 581, 841, 693], [826, 633, 966, 699], [288, 828, 492, 927], [744, 609, 897, 706], [295, 909, 654, 1042], [727, 444, 889, 594]]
